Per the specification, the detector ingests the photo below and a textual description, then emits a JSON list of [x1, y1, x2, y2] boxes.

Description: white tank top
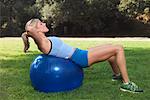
[[47, 36, 75, 59]]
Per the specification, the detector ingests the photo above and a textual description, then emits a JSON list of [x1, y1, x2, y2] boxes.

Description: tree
[[119, 0, 150, 17], [0, 0, 39, 37], [36, 0, 121, 35]]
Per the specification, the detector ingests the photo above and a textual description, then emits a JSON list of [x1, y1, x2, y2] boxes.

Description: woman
[[22, 18, 143, 93]]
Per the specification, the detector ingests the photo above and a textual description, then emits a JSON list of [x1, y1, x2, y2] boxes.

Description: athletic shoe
[[112, 74, 123, 82], [120, 81, 143, 93]]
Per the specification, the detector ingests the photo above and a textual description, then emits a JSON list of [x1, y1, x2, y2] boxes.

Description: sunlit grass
[[0, 37, 150, 100]]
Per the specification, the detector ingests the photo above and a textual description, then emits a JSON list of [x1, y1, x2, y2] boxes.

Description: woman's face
[[36, 20, 49, 33]]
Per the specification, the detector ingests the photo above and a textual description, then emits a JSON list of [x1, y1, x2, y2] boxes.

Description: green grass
[[0, 38, 150, 100]]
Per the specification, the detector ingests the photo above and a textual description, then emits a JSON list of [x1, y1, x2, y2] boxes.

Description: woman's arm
[[31, 33, 51, 54]]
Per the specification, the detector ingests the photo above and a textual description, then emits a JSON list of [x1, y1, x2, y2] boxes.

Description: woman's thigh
[[88, 44, 119, 65]]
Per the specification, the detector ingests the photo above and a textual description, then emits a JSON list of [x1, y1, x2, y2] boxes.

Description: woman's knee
[[108, 56, 115, 62], [115, 44, 124, 52]]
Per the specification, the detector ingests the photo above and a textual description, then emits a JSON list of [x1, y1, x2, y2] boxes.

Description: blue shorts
[[70, 48, 88, 68]]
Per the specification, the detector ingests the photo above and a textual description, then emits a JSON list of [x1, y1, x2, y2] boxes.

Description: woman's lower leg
[[115, 46, 129, 83], [108, 56, 120, 75]]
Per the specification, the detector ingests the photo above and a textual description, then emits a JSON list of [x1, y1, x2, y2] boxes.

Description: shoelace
[[128, 82, 139, 91]]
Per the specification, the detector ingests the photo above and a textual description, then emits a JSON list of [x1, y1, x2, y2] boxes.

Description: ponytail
[[21, 32, 30, 53], [22, 18, 39, 53]]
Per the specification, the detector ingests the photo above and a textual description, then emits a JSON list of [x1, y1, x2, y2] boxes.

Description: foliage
[[36, 0, 121, 34], [0, 0, 39, 36], [119, 0, 150, 17], [0, 0, 150, 36]]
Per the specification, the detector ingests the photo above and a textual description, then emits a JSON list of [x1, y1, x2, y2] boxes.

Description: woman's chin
[[43, 29, 49, 33], [46, 29, 49, 32]]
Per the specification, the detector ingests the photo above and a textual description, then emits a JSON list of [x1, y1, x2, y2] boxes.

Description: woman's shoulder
[[47, 36, 57, 39], [47, 36, 61, 41]]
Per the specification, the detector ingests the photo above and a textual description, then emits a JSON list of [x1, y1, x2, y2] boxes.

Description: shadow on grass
[[0, 51, 39, 68], [0, 51, 40, 99], [1, 47, 150, 68], [0, 47, 150, 78]]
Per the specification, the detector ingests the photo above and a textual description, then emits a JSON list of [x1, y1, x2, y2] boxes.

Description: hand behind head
[[26, 26, 40, 37], [25, 19, 49, 36]]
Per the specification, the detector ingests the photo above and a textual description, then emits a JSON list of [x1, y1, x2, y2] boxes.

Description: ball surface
[[30, 54, 84, 92]]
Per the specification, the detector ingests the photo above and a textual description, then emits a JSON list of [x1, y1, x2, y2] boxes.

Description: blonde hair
[[25, 19, 39, 31], [21, 18, 39, 53]]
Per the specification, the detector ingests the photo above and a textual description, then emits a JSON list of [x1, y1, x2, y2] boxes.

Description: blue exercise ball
[[30, 54, 84, 93]]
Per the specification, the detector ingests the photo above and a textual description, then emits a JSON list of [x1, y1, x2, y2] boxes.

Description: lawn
[[0, 37, 150, 100]]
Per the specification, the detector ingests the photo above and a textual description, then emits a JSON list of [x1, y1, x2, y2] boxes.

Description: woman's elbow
[[40, 45, 50, 55], [40, 46, 49, 54], [38, 40, 51, 55]]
